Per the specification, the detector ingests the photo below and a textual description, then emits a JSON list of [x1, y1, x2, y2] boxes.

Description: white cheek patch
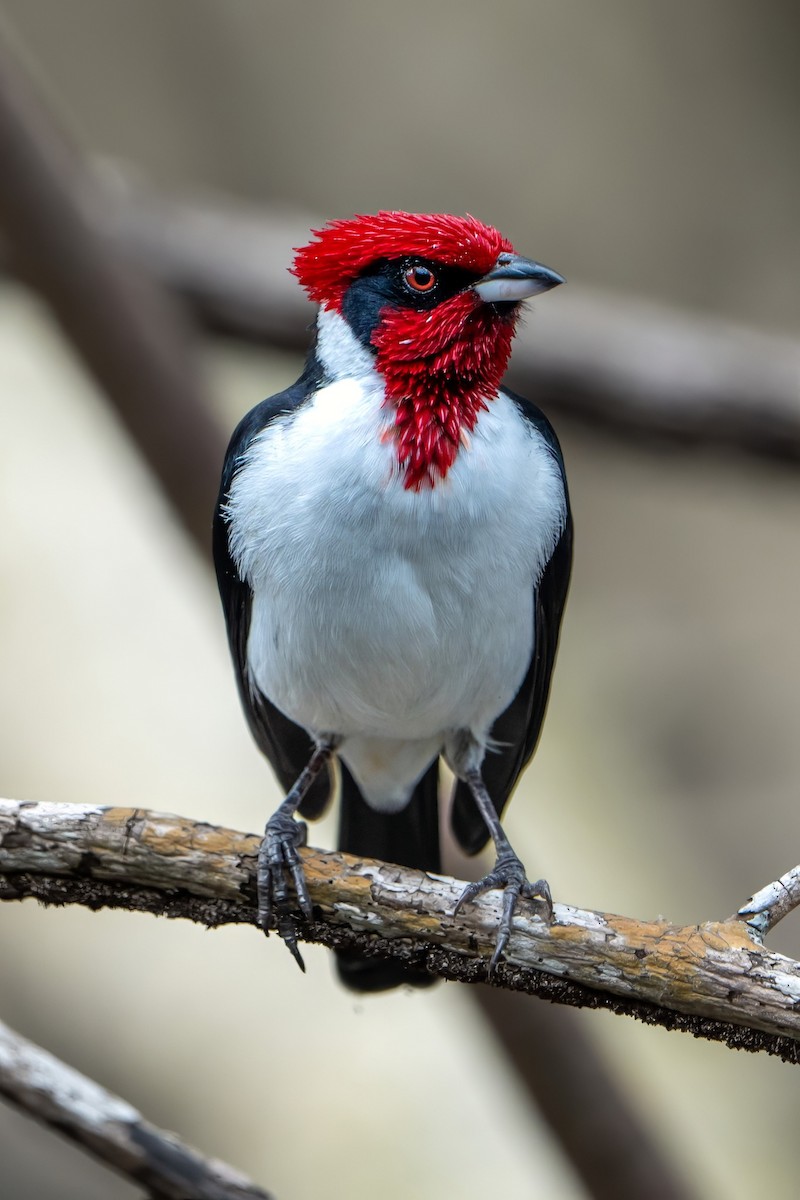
[[316, 306, 376, 381]]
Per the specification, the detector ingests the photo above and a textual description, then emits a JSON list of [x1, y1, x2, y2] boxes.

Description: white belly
[[226, 373, 565, 808]]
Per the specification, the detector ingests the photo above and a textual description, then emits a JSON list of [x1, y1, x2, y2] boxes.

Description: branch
[[475, 989, 697, 1200], [2, 799, 799, 1063], [0, 33, 225, 551], [6, 140, 800, 472], [738, 865, 800, 939], [0, 1017, 273, 1200], [93, 165, 800, 465]]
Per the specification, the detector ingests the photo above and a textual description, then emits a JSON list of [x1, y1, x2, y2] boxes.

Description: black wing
[[450, 390, 573, 855], [212, 360, 333, 819]]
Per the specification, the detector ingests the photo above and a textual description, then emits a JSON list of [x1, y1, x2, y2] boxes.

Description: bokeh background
[[1, 3, 799, 1198]]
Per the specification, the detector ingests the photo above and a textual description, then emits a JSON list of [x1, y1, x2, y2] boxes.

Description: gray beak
[[472, 253, 564, 304]]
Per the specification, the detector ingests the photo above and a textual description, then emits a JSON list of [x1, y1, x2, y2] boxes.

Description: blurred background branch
[[100, 167, 800, 464], [4, 160, 800, 474], [476, 988, 691, 1200], [0, 31, 224, 550], [0, 1017, 273, 1200]]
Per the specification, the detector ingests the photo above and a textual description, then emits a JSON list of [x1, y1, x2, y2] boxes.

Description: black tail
[[336, 761, 440, 992]]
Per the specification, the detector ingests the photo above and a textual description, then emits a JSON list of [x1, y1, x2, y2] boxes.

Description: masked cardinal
[[214, 211, 572, 990]]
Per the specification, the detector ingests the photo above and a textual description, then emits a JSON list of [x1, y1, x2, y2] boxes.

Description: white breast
[[225, 317, 566, 809]]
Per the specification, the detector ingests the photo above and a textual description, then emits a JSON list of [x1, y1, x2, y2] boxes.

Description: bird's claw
[[454, 852, 552, 975], [257, 810, 312, 971]]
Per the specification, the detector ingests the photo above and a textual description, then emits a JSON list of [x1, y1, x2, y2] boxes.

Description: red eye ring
[[403, 264, 437, 293]]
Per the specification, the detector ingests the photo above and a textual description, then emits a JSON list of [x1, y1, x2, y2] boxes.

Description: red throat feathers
[[292, 212, 519, 490]]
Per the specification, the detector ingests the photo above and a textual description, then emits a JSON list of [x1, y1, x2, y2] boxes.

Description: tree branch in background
[[3, 140, 800, 475], [2, 800, 799, 1065], [475, 989, 694, 1200], [95, 165, 800, 463], [0, 34, 225, 551], [0, 1018, 273, 1200]]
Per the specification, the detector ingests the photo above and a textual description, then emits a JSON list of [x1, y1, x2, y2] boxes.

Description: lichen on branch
[[1, 798, 799, 1063]]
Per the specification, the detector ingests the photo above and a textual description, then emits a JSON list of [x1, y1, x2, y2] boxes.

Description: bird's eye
[[403, 264, 437, 293]]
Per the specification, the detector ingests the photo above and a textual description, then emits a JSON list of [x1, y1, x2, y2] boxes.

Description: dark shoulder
[[218, 351, 325, 497], [501, 385, 566, 476], [213, 350, 323, 587]]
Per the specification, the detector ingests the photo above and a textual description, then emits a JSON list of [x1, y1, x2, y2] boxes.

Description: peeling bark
[[2, 799, 799, 1063]]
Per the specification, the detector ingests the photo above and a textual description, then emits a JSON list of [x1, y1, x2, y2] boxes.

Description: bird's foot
[[454, 852, 553, 975], [257, 810, 312, 971]]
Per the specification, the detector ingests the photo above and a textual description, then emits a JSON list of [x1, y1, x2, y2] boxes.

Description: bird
[[213, 211, 572, 991]]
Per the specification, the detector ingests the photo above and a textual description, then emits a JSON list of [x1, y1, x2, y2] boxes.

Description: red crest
[[292, 212, 513, 310]]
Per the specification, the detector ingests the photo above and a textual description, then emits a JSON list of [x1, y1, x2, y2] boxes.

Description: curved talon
[[452, 879, 484, 917], [454, 854, 553, 975], [277, 911, 306, 972]]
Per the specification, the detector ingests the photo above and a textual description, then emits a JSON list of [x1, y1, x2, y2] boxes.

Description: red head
[[292, 212, 562, 489]]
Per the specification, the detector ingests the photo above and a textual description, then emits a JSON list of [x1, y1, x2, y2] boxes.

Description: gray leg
[[454, 766, 553, 974], [258, 738, 337, 970]]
